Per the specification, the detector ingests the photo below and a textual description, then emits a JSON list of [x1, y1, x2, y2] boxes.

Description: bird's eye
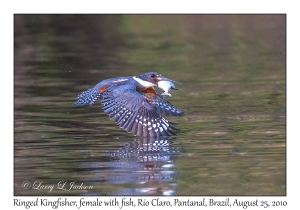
[[151, 74, 156, 78]]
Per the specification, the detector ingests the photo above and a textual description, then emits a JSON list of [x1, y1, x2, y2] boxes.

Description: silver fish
[[157, 80, 179, 97]]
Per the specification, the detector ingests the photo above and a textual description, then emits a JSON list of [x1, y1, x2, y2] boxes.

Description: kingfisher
[[74, 72, 183, 138]]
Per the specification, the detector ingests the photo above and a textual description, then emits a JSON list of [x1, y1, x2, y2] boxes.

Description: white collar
[[133, 76, 155, 87]]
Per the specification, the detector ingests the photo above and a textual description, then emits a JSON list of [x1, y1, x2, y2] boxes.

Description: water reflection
[[78, 138, 180, 196]]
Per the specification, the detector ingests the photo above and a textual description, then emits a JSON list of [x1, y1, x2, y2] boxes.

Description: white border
[[3, 0, 298, 208]]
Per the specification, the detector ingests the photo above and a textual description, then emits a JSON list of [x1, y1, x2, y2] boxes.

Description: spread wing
[[74, 87, 102, 106], [74, 77, 130, 106], [101, 85, 182, 137]]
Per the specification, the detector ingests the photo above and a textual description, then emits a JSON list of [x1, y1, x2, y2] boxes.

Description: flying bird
[[74, 72, 183, 137]]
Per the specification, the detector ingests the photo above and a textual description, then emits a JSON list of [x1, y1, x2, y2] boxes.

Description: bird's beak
[[157, 75, 182, 84]]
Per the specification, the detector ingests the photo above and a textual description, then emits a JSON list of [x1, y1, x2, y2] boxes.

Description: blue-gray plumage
[[74, 72, 182, 137]]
